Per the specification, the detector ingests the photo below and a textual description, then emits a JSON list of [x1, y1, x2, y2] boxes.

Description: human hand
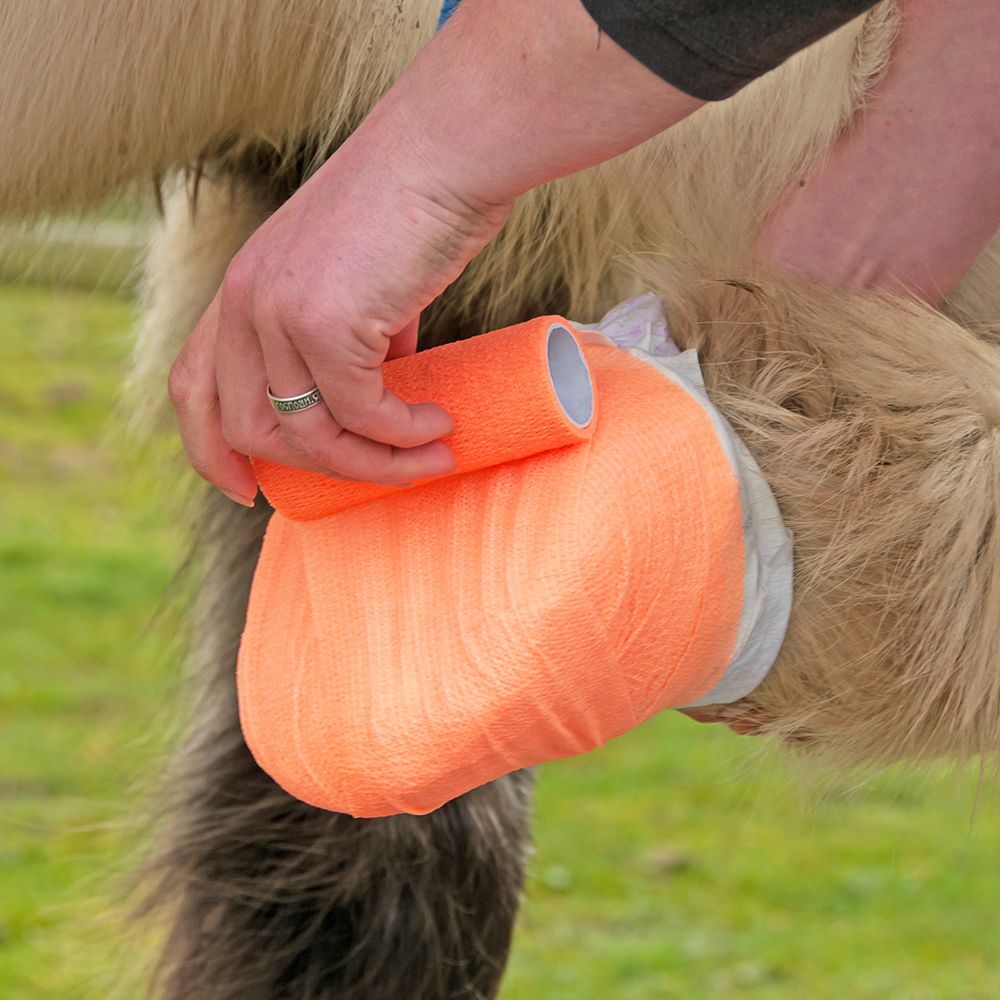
[[168, 127, 513, 505], [168, 0, 700, 504]]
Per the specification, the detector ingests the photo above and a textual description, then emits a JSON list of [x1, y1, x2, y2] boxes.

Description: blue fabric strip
[[437, 0, 464, 30]]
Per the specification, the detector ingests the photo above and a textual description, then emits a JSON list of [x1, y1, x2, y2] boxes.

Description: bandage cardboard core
[[239, 319, 747, 818], [546, 323, 593, 426]]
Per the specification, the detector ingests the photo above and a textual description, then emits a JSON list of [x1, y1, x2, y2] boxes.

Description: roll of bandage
[[252, 317, 597, 521], [239, 311, 791, 818]]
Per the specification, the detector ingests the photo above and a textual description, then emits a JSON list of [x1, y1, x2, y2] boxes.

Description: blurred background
[[0, 213, 999, 1000]]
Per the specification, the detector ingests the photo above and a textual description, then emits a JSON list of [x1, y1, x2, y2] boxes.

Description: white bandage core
[[547, 323, 594, 428]]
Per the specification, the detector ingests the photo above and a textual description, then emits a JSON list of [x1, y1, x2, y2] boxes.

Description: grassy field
[[1, 284, 999, 999]]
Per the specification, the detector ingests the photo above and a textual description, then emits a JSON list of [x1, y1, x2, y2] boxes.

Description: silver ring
[[267, 384, 324, 414]]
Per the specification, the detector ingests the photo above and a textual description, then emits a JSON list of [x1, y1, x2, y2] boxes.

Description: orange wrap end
[[252, 317, 596, 521], [238, 333, 745, 818]]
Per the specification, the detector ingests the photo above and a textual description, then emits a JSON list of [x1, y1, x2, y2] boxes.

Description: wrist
[[325, 110, 512, 283]]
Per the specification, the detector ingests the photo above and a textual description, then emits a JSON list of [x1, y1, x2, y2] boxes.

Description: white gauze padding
[[574, 294, 794, 705]]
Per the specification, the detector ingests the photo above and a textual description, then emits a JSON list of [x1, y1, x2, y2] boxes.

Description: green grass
[[0, 284, 998, 999], [505, 724, 1000, 1000], [0, 286, 182, 999]]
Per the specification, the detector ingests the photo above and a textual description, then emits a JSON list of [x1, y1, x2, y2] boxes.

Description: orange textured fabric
[[252, 317, 596, 521], [238, 338, 746, 817]]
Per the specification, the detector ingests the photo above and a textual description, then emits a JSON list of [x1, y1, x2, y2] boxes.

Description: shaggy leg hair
[[139, 489, 534, 1000], [128, 174, 536, 1000], [114, 3, 1000, 992]]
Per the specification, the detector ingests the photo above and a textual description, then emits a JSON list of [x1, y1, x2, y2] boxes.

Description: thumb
[[384, 313, 420, 362]]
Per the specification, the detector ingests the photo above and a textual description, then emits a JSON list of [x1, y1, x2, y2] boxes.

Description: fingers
[[207, 274, 455, 486], [169, 296, 259, 505], [270, 405, 456, 486], [277, 313, 454, 448], [384, 314, 420, 361], [248, 309, 455, 485]]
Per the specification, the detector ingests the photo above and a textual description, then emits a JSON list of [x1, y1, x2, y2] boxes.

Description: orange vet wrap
[[252, 318, 596, 520], [238, 324, 745, 818]]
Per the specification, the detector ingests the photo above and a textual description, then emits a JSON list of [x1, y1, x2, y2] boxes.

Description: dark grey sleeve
[[579, 0, 881, 100]]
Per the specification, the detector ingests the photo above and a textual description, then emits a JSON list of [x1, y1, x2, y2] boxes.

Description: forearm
[[338, 0, 704, 212], [761, 0, 1000, 304]]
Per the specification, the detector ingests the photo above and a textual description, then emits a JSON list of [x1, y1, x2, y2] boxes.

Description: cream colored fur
[[125, 176, 277, 436], [9, 1, 1000, 994], [111, 0, 1000, 766], [0, 0, 439, 214], [9, 0, 1000, 765], [659, 272, 1000, 763]]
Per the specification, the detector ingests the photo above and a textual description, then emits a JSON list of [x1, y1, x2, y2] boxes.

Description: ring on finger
[[267, 384, 324, 414]]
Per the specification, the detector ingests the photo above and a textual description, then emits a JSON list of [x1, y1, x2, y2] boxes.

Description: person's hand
[[167, 0, 702, 504], [757, 0, 1000, 306], [168, 123, 510, 505]]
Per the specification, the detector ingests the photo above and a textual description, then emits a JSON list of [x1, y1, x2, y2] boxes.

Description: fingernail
[[221, 487, 256, 507]]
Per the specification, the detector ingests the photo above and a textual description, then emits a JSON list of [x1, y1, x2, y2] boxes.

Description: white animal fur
[[7, 0, 1000, 766], [8, 2, 1000, 995]]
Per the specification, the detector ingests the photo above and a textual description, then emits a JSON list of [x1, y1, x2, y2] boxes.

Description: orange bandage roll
[[252, 318, 596, 521], [238, 333, 747, 818]]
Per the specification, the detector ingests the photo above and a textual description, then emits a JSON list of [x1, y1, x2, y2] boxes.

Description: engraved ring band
[[267, 384, 324, 414]]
